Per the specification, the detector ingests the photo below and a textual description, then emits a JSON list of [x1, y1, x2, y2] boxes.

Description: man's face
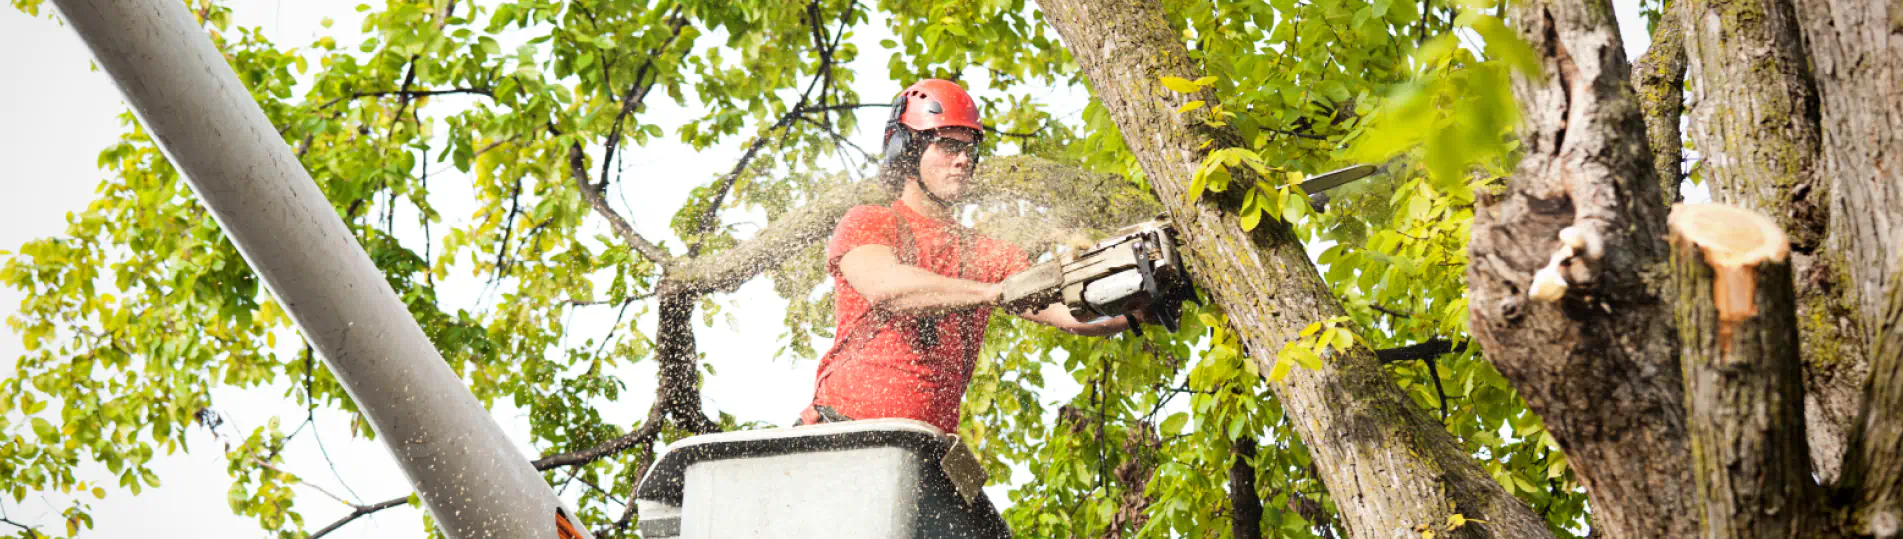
[[915, 128, 979, 201]]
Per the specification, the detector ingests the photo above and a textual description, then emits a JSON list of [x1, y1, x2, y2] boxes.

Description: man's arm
[[1016, 303, 1131, 337], [838, 245, 1004, 315]]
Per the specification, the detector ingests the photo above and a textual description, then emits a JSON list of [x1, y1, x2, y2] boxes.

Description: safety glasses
[[927, 135, 984, 164]]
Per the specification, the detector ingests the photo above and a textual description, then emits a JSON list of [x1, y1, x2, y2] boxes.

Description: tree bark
[[1669, 204, 1818, 538], [1681, 0, 1825, 251], [1034, 1, 1553, 536], [1789, 2, 1903, 533], [1676, 0, 1865, 482], [1469, 1, 1698, 537], [1848, 272, 1903, 537], [1632, 1, 1687, 206], [1231, 438, 1262, 539]]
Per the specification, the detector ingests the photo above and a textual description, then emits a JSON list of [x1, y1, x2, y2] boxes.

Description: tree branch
[[1669, 204, 1818, 535], [0, 516, 45, 538], [684, 118, 798, 258], [795, 102, 890, 114], [1375, 338, 1468, 363], [667, 155, 1149, 295], [534, 406, 667, 471], [309, 495, 409, 538], [1631, 0, 1686, 206], [565, 141, 672, 264], [1229, 438, 1263, 539], [307, 87, 495, 114], [597, 8, 689, 191], [565, 291, 656, 308]]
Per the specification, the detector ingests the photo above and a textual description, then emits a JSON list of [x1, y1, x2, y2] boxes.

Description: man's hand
[[1016, 302, 1132, 337]]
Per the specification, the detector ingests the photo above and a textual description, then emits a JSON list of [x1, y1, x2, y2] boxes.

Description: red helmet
[[882, 79, 983, 167]]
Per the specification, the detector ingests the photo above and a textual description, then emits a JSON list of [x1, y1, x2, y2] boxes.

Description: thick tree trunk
[[1469, 1, 1698, 537], [1790, 2, 1903, 533], [1034, 0, 1553, 536], [1669, 204, 1818, 537], [1676, 0, 1865, 482]]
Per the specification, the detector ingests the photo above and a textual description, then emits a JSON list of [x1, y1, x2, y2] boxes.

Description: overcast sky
[[0, 1, 1658, 537]]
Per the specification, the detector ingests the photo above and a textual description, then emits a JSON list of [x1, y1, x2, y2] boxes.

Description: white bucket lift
[[634, 419, 1012, 538]]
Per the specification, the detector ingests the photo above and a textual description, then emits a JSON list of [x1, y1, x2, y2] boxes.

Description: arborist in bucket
[[798, 79, 1135, 432]]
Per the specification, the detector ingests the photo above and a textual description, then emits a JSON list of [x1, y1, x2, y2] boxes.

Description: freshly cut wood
[[1668, 203, 1817, 537], [1671, 204, 1793, 352]]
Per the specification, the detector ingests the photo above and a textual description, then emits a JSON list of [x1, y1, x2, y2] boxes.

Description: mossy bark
[[1632, 1, 1687, 206], [1468, 1, 1698, 537], [1034, 0, 1553, 537], [1669, 204, 1819, 538]]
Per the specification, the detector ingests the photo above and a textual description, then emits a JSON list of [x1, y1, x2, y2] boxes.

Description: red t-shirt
[[805, 200, 1031, 432]]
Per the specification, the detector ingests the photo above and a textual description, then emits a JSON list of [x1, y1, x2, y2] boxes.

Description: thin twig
[[1425, 356, 1450, 422], [490, 178, 524, 282], [306, 87, 495, 115], [565, 291, 656, 308], [1369, 304, 1414, 318], [252, 459, 358, 508]]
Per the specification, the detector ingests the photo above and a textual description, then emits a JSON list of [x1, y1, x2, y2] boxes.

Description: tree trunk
[[1676, 0, 1865, 482], [1468, 1, 1698, 537], [1669, 204, 1818, 537], [1789, 2, 1903, 532], [1034, 0, 1554, 536]]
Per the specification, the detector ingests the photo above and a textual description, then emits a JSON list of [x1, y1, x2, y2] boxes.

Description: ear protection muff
[[881, 94, 912, 167]]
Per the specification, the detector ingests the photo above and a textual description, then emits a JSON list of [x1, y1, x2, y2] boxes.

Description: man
[[799, 79, 1131, 432]]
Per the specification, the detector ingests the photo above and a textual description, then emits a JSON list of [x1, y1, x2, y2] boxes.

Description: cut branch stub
[[1669, 203, 1818, 537], [1670, 203, 1793, 357]]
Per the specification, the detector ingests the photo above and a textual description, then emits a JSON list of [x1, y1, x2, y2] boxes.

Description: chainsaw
[[997, 164, 1378, 333]]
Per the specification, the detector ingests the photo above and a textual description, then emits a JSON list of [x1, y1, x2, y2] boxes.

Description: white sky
[[0, 1, 1661, 537]]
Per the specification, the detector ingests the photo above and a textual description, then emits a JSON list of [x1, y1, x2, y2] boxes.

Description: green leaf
[[31, 417, 56, 440], [228, 483, 248, 511], [1177, 100, 1206, 114], [1466, 14, 1542, 76], [1159, 76, 1201, 93], [1240, 208, 1261, 231], [1161, 412, 1188, 435], [1267, 356, 1295, 382]]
